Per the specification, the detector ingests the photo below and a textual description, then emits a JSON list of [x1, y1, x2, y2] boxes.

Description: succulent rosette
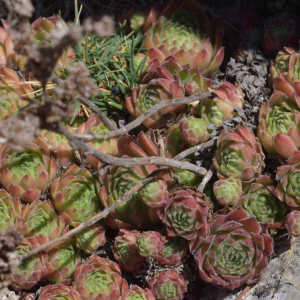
[[0, 136, 57, 202], [142, 0, 224, 74], [111, 229, 146, 272], [213, 177, 243, 207], [138, 178, 169, 208], [257, 90, 300, 159], [45, 241, 81, 285], [137, 231, 164, 258], [163, 124, 188, 157], [213, 125, 265, 182], [100, 133, 172, 229], [240, 176, 286, 224], [43, 127, 74, 167], [158, 188, 211, 240], [76, 113, 118, 169], [194, 207, 274, 289], [285, 210, 300, 237], [20, 199, 65, 244], [263, 13, 300, 57], [0, 189, 22, 234], [38, 284, 81, 300], [272, 72, 300, 100], [141, 56, 212, 95], [75, 223, 106, 254], [12, 237, 48, 291], [179, 116, 209, 145], [269, 47, 299, 87], [148, 270, 187, 300], [157, 236, 187, 266], [121, 285, 155, 300], [173, 168, 202, 187], [198, 82, 244, 126], [126, 78, 185, 129], [50, 164, 101, 227], [274, 153, 300, 207], [73, 256, 128, 299]]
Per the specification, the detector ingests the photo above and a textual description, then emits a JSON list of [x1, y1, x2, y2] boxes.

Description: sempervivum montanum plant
[[157, 236, 187, 266], [99, 133, 172, 229], [137, 231, 164, 258], [141, 0, 224, 74], [213, 125, 265, 182], [121, 285, 155, 300], [45, 240, 81, 285], [0, 136, 57, 202], [269, 47, 300, 87], [126, 77, 186, 129], [257, 90, 300, 160], [285, 210, 300, 237], [213, 177, 243, 207], [76, 113, 118, 169], [196, 82, 244, 126], [50, 164, 101, 227], [38, 284, 81, 300], [72, 256, 128, 299], [20, 199, 65, 244], [141, 55, 212, 96], [75, 223, 106, 254], [111, 229, 146, 272], [11, 237, 48, 291], [173, 167, 202, 187], [194, 207, 274, 289], [274, 152, 300, 207], [148, 270, 187, 300], [43, 127, 74, 167], [239, 176, 286, 224], [0, 189, 22, 234], [158, 188, 211, 241]]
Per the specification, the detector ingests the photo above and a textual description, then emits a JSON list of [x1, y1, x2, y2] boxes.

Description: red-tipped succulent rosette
[[111, 229, 146, 272], [213, 125, 265, 182], [76, 113, 118, 170], [137, 231, 165, 258], [38, 284, 81, 300], [148, 270, 187, 300], [12, 237, 48, 291], [158, 188, 211, 241], [121, 285, 156, 300], [285, 210, 300, 237], [194, 207, 274, 290], [273, 73, 300, 100], [72, 256, 128, 299], [0, 136, 57, 202], [126, 78, 186, 129]]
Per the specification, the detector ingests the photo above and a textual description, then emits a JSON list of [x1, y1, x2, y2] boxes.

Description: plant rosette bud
[[121, 285, 155, 300], [173, 168, 202, 187], [194, 207, 274, 289], [213, 177, 243, 206], [158, 188, 212, 240], [137, 231, 164, 258], [12, 237, 48, 291], [111, 229, 146, 272], [148, 270, 187, 300], [213, 125, 265, 182], [73, 256, 128, 299], [38, 284, 81, 300], [157, 236, 188, 266], [239, 176, 286, 224], [75, 223, 106, 254]]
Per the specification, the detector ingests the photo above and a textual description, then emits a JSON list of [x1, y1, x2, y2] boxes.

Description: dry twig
[[198, 164, 215, 192]]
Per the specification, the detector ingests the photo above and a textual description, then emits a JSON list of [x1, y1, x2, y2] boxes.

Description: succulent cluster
[[3, 0, 300, 299]]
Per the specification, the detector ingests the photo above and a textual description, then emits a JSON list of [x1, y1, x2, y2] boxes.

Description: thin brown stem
[[198, 164, 215, 192]]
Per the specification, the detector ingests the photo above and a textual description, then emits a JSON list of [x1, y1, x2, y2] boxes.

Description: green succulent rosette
[[38, 284, 81, 300], [213, 177, 243, 206], [0, 189, 22, 234], [73, 256, 128, 299], [239, 176, 286, 224], [163, 124, 188, 157], [45, 241, 82, 285], [173, 168, 202, 187], [20, 199, 66, 244], [121, 285, 156, 300], [12, 237, 48, 291], [50, 164, 101, 227], [137, 231, 164, 258]]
